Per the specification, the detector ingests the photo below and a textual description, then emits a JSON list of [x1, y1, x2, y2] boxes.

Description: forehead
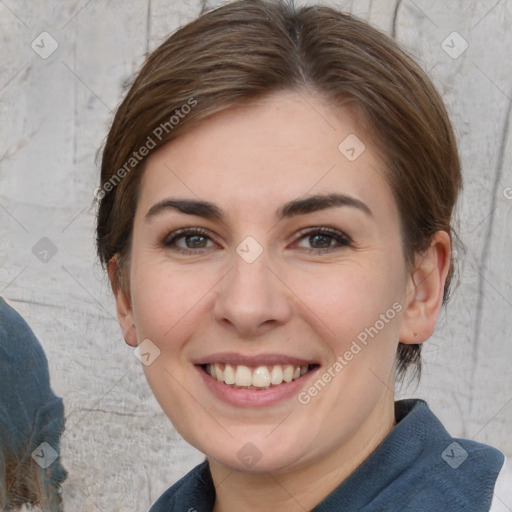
[[138, 90, 395, 222]]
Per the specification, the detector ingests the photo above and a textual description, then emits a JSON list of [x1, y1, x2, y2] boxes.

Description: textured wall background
[[1, 0, 511, 510]]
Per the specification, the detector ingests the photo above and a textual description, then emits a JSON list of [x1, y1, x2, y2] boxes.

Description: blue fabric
[[150, 399, 504, 512], [0, 297, 67, 503]]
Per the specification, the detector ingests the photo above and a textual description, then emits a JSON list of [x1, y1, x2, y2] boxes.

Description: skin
[[110, 89, 451, 511]]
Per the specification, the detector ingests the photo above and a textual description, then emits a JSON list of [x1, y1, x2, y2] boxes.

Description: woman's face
[[120, 90, 416, 473]]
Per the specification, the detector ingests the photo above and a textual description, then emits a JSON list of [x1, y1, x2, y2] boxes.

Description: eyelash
[[161, 226, 353, 255], [301, 226, 354, 250]]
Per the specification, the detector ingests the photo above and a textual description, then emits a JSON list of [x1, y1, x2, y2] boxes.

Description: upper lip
[[192, 352, 318, 367]]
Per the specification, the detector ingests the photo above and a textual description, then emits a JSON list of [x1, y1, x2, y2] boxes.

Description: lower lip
[[196, 365, 319, 408]]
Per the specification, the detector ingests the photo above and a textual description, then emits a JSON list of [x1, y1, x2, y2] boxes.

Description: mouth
[[193, 353, 320, 407], [200, 362, 319, 390]]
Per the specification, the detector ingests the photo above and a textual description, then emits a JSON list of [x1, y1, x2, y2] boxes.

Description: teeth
[[235, 365, 252, 386], [205, 363, 310, 388], [270, 365, 283, 385], [283, 365, 294, 382], [252, 366, 270, 388], [213, 363, 224, 382], [224, 364, 235, 384]]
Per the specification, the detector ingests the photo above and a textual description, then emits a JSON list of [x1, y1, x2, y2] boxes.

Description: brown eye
[[180, 234, 208, 249], [295, 227, 352, 252], [162, 228, 217, 253], [308, 233, 334, 249]]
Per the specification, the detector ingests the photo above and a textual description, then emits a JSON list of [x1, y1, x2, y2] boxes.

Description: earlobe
[[120, 310, 138, 348], [399, 231, 451, 345], [108, 255, 138, 347]]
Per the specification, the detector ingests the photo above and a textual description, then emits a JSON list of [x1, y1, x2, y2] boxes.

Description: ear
[[107, 255, 138, 347], [399, 231, 451, 345]]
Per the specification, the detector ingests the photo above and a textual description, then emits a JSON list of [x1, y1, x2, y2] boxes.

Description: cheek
[[129, 260, 206, 429], [290, 260, 400, 345], [129, 256, 220, 349], [130, 259, 185, 344]]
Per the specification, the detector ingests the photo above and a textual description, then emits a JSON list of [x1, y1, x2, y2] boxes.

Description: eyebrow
[[145, 193, 373, 221]]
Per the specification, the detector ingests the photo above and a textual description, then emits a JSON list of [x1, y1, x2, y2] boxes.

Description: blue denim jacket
[[150, 399, 504, 512]]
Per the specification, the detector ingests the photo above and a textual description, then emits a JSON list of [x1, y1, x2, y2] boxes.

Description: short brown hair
[[96, 0, 462, 381]]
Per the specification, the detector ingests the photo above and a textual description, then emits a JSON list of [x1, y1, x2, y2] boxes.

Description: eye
[[294, 227, 352, 253], [161, 227, 218, 254], [160, 226, 352, 255]]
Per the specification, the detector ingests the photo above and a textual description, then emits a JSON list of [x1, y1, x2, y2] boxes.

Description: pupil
[[311, 234, 331, 248]]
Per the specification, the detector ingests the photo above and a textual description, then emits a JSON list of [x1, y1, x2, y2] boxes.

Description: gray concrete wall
[[1, 1, 511, 510]]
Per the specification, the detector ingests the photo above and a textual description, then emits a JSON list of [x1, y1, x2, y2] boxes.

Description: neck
[[210, 395, 396, 512]]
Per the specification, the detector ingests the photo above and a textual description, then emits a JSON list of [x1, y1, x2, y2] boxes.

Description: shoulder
[[406, 438, 504, 511], [150, 460, 214, 512], [0, 296, 45, 355], [0, 296, 50, 392], [391, 400, 505, 512]]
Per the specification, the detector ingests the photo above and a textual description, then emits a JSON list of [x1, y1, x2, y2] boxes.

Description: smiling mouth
[[201, 363, 319, 390]]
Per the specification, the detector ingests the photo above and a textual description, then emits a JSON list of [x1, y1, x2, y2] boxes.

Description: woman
[[95, 1, 506, 510]]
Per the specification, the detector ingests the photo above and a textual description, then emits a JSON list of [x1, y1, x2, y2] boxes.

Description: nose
[[213, 247, 292, 338]]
